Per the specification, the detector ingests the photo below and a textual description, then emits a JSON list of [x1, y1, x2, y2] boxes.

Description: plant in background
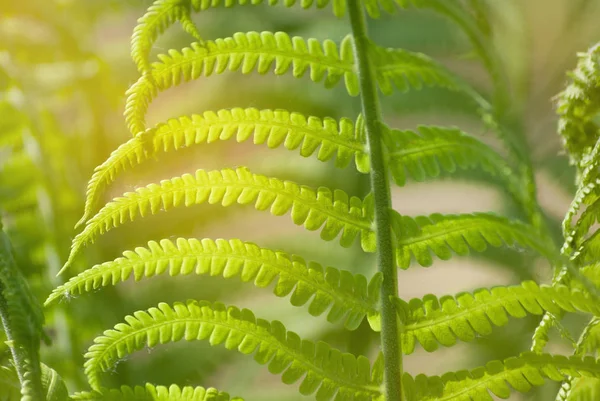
[[1, 0, 600, 400], [0, 1, 129, 398]]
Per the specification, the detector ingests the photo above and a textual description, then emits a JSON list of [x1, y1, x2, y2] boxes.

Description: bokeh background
[[2, 1, 600, 399]]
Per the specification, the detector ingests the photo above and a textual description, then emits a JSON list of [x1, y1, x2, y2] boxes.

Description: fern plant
[[41, 1, 600, 400]]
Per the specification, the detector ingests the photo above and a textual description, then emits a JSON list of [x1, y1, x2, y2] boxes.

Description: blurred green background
[[1, 1, 600, 399]]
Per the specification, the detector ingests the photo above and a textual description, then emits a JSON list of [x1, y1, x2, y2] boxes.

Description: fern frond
[[408, 352, 600, 401], [0, 222, 44, 401], [383, 125, 519, 191], [556, 43, 600, 168], [61, 167, 375, 274], [76, 108, 367, 227], [83, 300, 383, 400], [71, 383, 242, 401], [391, 212, 557, 269], [47, 238, 382, 331], [394, 281, 600, 354], [125, 32, 359, 134], [368, 42, 460, 96]]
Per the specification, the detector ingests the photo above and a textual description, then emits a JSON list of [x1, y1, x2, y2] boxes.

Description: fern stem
[[346, 3, 402, 401], [0, 292, 24, 384]]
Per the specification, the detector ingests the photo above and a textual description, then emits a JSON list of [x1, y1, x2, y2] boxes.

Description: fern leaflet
[[61, 167, 376, 273], [125, 32, 359, 134], [394, 281, 600, 354], [391, 211, 557, 268], [76, 108, 367, 227], [367, 41, 460, 95], [405, 352, 600, 400], [383, 125, 520, 193], [47, 238, 382, 331], [72, 383, 241, 401], [83, 300, 383, 401]]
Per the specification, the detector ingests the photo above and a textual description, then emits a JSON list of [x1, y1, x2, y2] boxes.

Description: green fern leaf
[[394, 281, 600, 354], [0, 222, 44, 401], [391, 212, 557, 268], [83, 300, 383, 401], [368, 41, 460, 96], [409, 352, 600, 400], [75, 108, 367, 228], [71, 383, 242, 401], [383, 125, 519, 191], [61, 167, 375, 274], [125, 32, 359, 134], [47, 238, 382, 331]]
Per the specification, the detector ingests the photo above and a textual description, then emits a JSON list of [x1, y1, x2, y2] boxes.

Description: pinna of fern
[[47, 1, 600, 401]]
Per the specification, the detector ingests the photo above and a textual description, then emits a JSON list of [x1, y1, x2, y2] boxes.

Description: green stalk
[[346, 3, 403, 400], [0, 292, 26, 385]]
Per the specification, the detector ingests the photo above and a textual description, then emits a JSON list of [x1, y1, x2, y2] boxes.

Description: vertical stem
[[346, 3, 403, 400]]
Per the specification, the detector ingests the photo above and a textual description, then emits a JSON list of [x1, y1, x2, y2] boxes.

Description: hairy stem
[[346, 3, 402, 400], [0, 292, 25, 385]]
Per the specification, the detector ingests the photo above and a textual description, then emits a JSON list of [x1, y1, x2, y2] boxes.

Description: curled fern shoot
[[125, 32, 359, 134], [72, 383, 242, 401], [394, 281, 600, 354], [61, 167, 376, 274], [76, 108, 367, 228], [47, 238, 382, 331], [391, 212, 558, 268], [83, 300, 383, 400], [556, 43, 600, 170]]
